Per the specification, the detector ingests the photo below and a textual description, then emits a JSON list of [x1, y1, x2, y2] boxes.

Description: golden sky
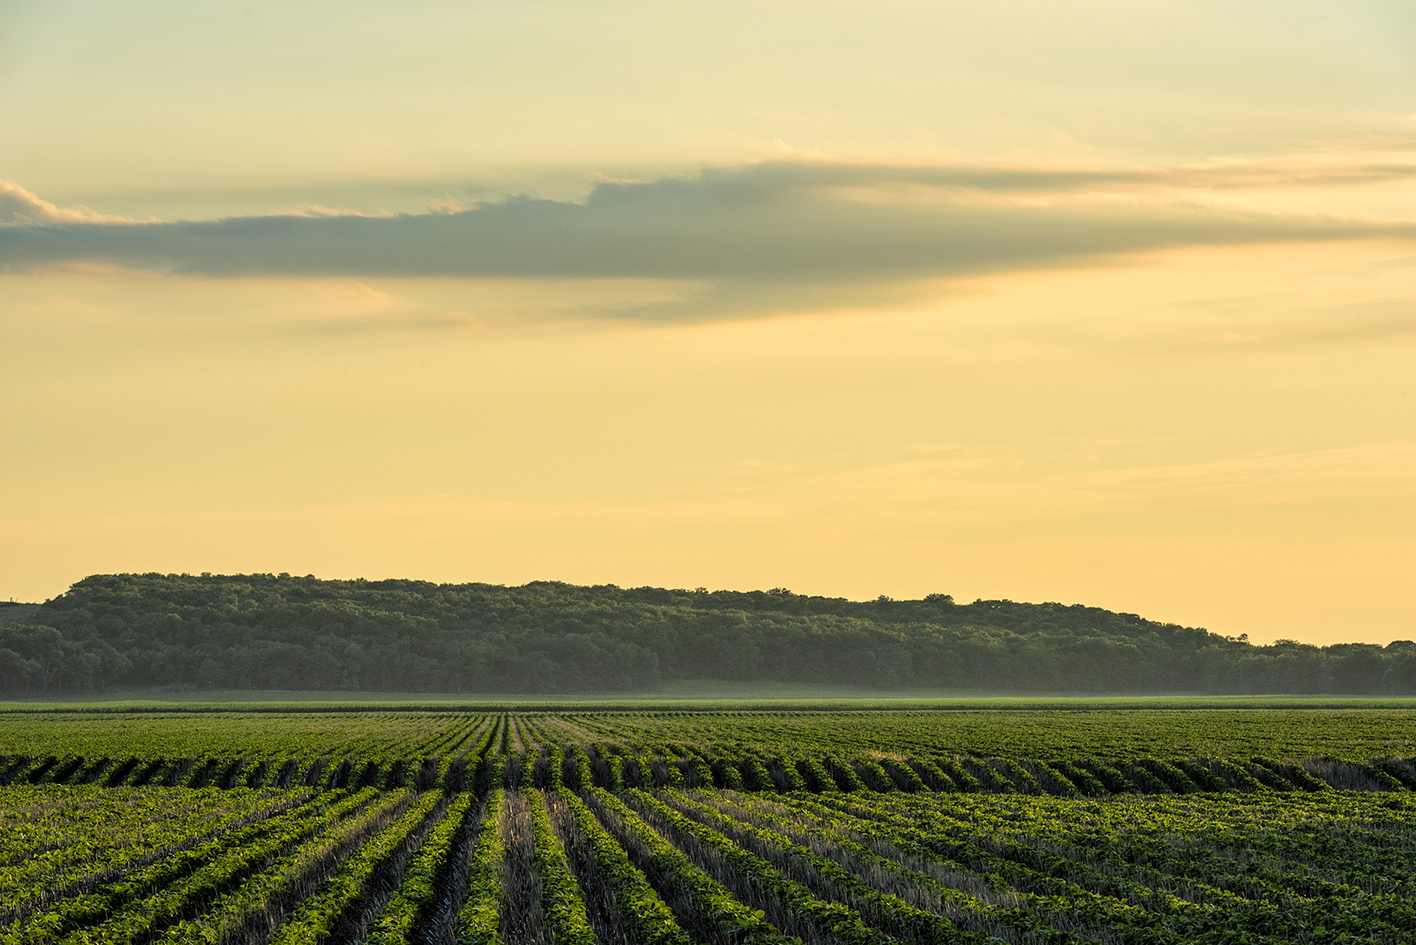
[[3, 1, 1414, 644]]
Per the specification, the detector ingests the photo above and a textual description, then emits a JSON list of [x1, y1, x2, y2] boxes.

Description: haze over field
[[3, 1, 1415, 645]]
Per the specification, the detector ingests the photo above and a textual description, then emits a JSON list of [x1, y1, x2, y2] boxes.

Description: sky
[[2, 0, 1415, 645]]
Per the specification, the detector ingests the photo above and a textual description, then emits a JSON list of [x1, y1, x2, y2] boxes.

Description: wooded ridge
[[1, 573, 1411, 696]]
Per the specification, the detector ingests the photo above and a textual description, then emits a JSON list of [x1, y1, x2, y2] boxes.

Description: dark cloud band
[[1, 162, 1407, 284]]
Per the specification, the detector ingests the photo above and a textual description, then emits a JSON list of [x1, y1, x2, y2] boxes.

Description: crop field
[[2, 706, 1415, 943]]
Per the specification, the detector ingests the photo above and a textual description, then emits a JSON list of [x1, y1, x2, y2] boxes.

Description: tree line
[[0, 573, 1411, 697]]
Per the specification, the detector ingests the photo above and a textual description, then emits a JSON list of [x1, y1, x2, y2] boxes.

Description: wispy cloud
[[276, 204, 395, 219], [2, 162, 1412, 308], [0, 180, 131, 226]]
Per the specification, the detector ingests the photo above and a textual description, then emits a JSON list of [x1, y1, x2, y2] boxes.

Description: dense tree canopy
[[1, 573, 1411, 697]]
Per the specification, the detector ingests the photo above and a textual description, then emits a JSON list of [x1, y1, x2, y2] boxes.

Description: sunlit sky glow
[[3, 0, 1415, 644]]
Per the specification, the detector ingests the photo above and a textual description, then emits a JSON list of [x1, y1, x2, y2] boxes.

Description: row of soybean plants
[[0, 715, 501, 794], [0, 713, 573, 795], [6, 745, 1408, 798], [512, 745, 1416, 797], [11, 708, 1416, 775], [1, 785, 313, 928], [561, 707, 1416, 765], [1015, 754, 1416, 795], [403, 745, 1416, 945], [10, 764, 1415, 943], [0, 784, 434, 945], [604, 785, 1416, 945], [702, 787, 1416, 944], [568, 711, 1416, 794], [290, 745, 800, 945], [0, 729, 488, 942], [0, 712, 481, 767], [0, 752, 574, 945], [7, 742, 1412, 798], [4, 747, 825, 945], [0, 752, 402, 792], [452, 775, 1412, 945]]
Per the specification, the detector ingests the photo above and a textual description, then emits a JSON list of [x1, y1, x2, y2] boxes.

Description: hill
[[1, 572, 1412, 697]]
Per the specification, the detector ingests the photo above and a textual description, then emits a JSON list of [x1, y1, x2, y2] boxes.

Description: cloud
[[1, 163, 1411, 299], [277, 204, 394, 219], [0, 180, 128, 225]]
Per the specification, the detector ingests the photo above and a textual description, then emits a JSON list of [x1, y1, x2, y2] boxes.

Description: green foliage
[[602, 747, 626, 791], [366, 792, 476, 945], [525, 788, 596, 945], [1029, 760, 1080, 797], [558, 788, 692, 945], [1137, 758, 1201, 793], [824, 754, 866, 792], [934, 757, 983, 793], [269, 790, 441, 945], [659, 753, 687, 789], [1084, 761, 1140, 794], [479, 753, 506, 795], [775, 755, 807, 792], [6, 707, 1416, 803], [683, 750, 717, 791], [1358, 763, 1406, 791], [993, 758, 1043, 794], [19, 570, 1416, 695], [456, 789, 505, 945], [519, 751, 538, 790], [137, 789, 407, 945], [570, 746, 594, 792], [799, 755, 840, 792], [713, 758, 744, 791], [740, 754, 776, 793], [911, 758, 958, 792], [5, 726, 1416, 945], [1211, 759, 1267, 792], [1115, 760, 1173, 795], [1264, 759, 1331, 792], [0, 623, 127, 696], [1173, 759, 1229, 792], [800, 789, 1416, 942], [1371, 760, 1416, 790], [592, 788, 796, 945], [630, 754, 655, 789], [691, 792, 1005, 945], [0, 787, 324, 942], [961, 759, 1014, 793], [855, 758, 897, 792], [629, 789, 897, 945]]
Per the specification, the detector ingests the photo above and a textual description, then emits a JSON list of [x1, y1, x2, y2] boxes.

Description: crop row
[[7, 708, 1416, 769], [3, 778, 1414, 945], [3, 745, 1412, 799]]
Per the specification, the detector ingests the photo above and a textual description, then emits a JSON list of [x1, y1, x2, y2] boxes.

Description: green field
[[4, 701, 1416, 775], [2, 704, 1415, 943]]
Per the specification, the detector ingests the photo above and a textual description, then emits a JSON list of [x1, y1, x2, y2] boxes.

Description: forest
[[1, 572, 1412, 697]]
